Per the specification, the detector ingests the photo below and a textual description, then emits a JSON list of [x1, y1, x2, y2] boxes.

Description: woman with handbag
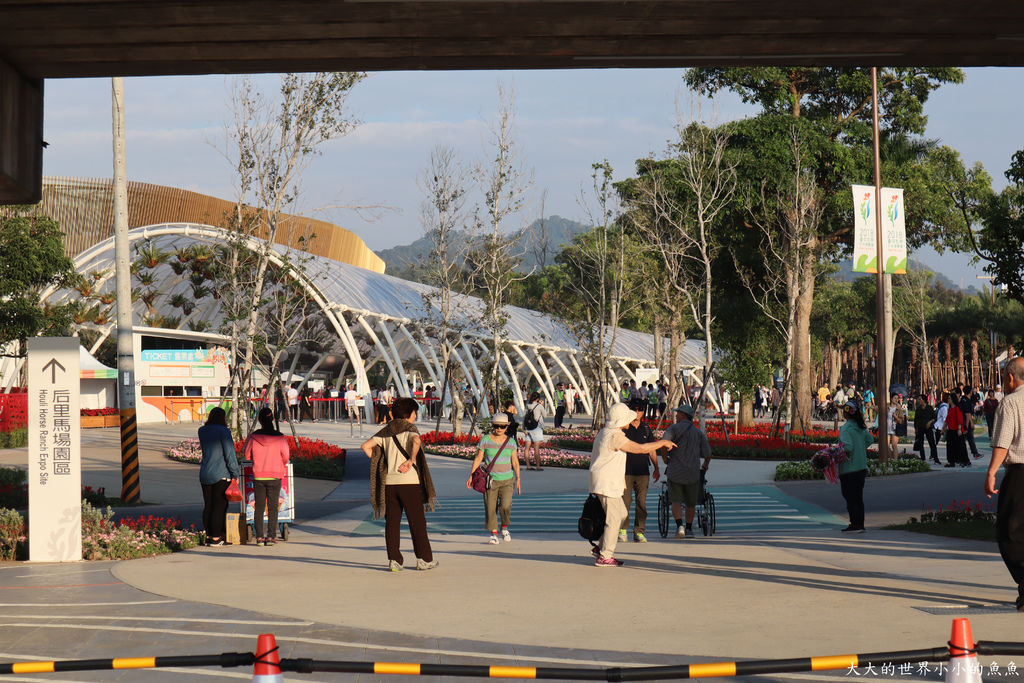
[[466, 412, 521, 544], [361, 397, 439, 572], [198, 406, 241, 546], [243, 407, 290, 546]]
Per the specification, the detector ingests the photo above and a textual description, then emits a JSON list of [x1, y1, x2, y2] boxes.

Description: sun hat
[[844, 400, 859, 412], [491, 412, 510, 425], [607, 402, 635, 429], [674, 404, 695, 417]]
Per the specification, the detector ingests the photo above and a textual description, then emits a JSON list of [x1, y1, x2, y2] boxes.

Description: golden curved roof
[[28, 176, 385, 273]]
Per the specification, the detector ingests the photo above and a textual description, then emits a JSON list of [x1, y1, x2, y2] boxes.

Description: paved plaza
[[0, 417, 1020, 681]]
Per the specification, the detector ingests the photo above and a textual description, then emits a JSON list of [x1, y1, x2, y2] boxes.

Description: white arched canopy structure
[[39, 223, 714, 420]]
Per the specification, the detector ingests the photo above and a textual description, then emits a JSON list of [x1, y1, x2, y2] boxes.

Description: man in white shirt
[[344, 386, 361, 425], [287, 385, 299, 421]]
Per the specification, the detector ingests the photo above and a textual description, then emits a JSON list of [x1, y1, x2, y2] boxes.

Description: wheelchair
[[657, 469, 716, 537]]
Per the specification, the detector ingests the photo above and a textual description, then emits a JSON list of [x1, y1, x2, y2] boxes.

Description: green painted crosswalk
[[351, 485, 845, 536]]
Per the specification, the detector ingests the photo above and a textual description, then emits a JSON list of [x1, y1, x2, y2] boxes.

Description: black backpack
[[577, 494, 606, 545], [523, 405, 539, 431]]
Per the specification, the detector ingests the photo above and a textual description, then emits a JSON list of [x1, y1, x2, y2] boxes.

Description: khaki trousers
[[597, 494, 627, 560], [620, 474, 650, 535]]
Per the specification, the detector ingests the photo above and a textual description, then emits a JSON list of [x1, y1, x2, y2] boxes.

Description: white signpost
[[28, 337, 82, 562]]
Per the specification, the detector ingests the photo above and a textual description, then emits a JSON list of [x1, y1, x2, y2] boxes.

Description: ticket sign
[[28, 337, 82, 562]]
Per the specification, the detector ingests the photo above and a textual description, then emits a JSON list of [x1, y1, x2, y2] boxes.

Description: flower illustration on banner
[[887, 193, 900, 225], [859, 192, 872, 222]]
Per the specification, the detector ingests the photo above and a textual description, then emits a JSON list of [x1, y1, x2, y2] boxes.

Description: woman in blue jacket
[[838, 400, 873, 533], [198, 407, 241, 545]]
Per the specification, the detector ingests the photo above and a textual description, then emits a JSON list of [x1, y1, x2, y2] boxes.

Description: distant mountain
[[832, 256, 979, 294], [377, 215, 590, 281]]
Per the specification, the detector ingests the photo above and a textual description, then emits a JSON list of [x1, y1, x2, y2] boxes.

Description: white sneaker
[[416, 558, 439, 570], [489, 534, 500, 544], [388, 560, 403, 572], [618, 529, 628, 542], [501, 528, 512, 542], [675, 526, 686, 539]]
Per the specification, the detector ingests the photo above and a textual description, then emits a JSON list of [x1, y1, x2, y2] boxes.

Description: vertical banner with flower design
[[852, 185, 907, 274], [851, 184, 877, 273], [881, 187, 907, 273]]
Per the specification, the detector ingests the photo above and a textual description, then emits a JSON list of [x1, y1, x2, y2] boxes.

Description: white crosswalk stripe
[[352, 486, 844, 536]]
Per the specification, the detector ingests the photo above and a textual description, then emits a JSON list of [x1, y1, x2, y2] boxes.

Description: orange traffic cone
[[945, 618, 982, 683], [253, 633, 284, 683]]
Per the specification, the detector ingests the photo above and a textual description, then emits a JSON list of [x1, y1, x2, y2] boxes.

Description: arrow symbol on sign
[[41, 358, 66, 383]]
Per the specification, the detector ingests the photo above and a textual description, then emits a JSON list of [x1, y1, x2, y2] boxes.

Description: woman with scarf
[[360, 397, 438, 572]]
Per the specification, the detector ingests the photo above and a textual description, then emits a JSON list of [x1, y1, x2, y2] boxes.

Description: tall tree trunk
[[956, 335, 966, 385], [789, 256, 815, 433], [909, 344, 918, 393], [943, 337, 953, 388], [737, 394, 754, 428], [857, 340, 866, 388], [969, 332, 980, 388]]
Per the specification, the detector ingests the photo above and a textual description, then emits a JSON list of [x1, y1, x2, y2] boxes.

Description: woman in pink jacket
[[244, 407, 290, 546]]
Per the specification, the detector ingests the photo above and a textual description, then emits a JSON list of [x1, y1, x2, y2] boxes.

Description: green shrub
[[775, 454, 931, 481], [0, 429, 28, 449], [0, 508, 27, 560], [0, 467, 26, 486]]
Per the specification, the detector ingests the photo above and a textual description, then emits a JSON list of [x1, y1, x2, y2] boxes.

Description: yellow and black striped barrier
[[0, 648, 952, 679], [0, 653, 253, 675], [5, 639, 1024, 679], [280, 649, 952, 680]]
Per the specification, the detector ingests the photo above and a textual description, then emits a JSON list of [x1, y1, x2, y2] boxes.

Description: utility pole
[[112, 77, 141, 504], [871, 67, 889, 464]]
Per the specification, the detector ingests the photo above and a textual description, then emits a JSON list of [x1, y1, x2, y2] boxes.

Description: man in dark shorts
[[661, 404, 711, 538]]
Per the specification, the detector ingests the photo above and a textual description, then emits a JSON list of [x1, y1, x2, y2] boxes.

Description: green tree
[[686, 66, 964, 430], [0, 213, 75, 355]]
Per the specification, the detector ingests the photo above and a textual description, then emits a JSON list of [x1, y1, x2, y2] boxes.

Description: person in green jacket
[[838, 400, 873, 533]]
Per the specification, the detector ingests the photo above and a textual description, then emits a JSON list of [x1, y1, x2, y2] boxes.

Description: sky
[[39, 67, 1024, 290]]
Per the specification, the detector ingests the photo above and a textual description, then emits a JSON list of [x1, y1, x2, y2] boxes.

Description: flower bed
[[165, 437, 346, 480], [894, 500, 997, 541], [422, 443, 591, 469], [774, 454, 931, 481], [0, 502, 205, 561], [81, 407, 119, 416], [81, 503, 205, 560], [420, 431, 481, 446]]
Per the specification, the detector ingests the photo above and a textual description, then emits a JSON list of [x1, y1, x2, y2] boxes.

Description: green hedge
[[0, 429, 27, 449], [775, 456, 931, 481]]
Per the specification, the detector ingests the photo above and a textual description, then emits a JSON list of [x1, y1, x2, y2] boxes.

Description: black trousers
[[201, 480, 231, 540], [946, 430, 970, 466], [913, 427, 937, 461], [964, 424, 979, 457], [385, 484, 433, 564], [839, 469, 867, 528], [554, 405, 566, 428], [253, 478, 282, 539], [998, 466, 1024, 604]]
